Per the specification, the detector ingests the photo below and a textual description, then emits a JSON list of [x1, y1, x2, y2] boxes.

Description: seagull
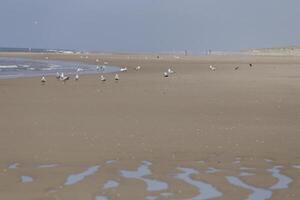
[[60, 73, 69, 82], [168, 68, 175, 74], [56, 72, 60, 79], [249, 63, 253, 67], [96, 66, 100, 71], [234, 66, 239, 70], [135, 66, 141, 70], [115, 74, 119, 81], [100, 75, 106, 82], [75, 74, 79, 81], [163, 72, 169, 77], [60, 72, 65, 80], [77, 68, 83, 72], [41, 76, 46, 83], [209, 65, 216, 71], [120, 67, 127, 72], [62, 76, 69, 82], [101, 65, 106, 72]]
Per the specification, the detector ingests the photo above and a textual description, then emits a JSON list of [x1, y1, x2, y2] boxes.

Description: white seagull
[[75, 74, 79, 81], [168, 68, 175, 74], [60, 72, 65, 80], [60, 73, 69, 82], [41, 76, 46, 83], [120, 67, 128, 72], [163, 72, 169, 77], [135, 66, 141, 70], [115, 74, 119, 81], [209, 65, 216, 71], [56, 72, 60, 79], [100, 75, 106, 82]]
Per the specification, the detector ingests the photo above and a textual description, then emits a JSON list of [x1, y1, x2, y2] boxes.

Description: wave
[[0, 65, 19, 69]]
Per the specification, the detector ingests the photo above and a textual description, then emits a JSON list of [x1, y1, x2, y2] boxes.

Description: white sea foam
[[0, 65, 18, 69]]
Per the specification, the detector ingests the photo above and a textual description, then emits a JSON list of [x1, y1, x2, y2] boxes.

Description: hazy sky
[[0, 0, 299, 53]]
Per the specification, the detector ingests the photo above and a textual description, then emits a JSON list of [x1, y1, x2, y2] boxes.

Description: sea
[[0, 57, 119, 79]]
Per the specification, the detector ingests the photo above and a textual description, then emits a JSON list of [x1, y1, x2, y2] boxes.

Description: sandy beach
[[0, 52, 300, 200]]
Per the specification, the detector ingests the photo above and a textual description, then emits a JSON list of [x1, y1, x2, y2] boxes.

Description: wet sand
[[0, 52, 300, 200]]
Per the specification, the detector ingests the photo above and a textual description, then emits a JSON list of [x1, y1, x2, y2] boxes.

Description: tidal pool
[[226, 176, 272, 200], [120, 161, 168, 192], [176, 167, 223, 200], [64, 165, 100, 186]]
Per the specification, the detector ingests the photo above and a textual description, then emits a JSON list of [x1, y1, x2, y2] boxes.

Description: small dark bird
[[234, 66, 239, 70], [249, 63, 253, 67]]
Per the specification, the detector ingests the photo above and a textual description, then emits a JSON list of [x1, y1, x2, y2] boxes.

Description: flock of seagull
[[209, 63, 253, 72], [40, 61, 253, 84]]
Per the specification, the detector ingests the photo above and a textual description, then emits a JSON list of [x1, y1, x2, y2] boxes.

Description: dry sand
[[0, 52, 300, 200]]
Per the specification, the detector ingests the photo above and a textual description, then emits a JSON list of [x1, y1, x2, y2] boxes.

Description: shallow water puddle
[[146, 196, 158, 200], [239, 172, 255, 177], [105, 160, 118, 164], [226, 176, 272, 200], [176, 167, 223, 200], [37, 164, 59, 168], [103, 180, 119, 189], [268, 166, 293, 190], [292, 165, 300, 170], [8, 163, 19, 169], [120, 161, 168, 192], [95, 196, 108, 200], [64, 165, 100, 186], [205, 167, 221, 174], [160, 192, 174, 197], [21, 176, 33, 183]]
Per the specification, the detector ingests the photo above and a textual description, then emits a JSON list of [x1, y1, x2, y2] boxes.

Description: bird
[[163, 72, 169, 77], [60, 72, 65, 80], [96, 66, 100, 71], [75, 74, 79, 81], [56, 72, 60, 79], [168, 68, 175, 74], [41, 76, 46, 83], [209, 65, 216, 71], [114, 74, 119, 81], [100, 75, 106, 82], [101, 65, 106, 72], [120, 67, 128, 72], [249, 63, 253, 67], [135, 66, 141, 70], [77, 68, 83, 72], [62, 76, 69, 82], [234, 66, 239, 70], [60, 73, 69, 82]]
